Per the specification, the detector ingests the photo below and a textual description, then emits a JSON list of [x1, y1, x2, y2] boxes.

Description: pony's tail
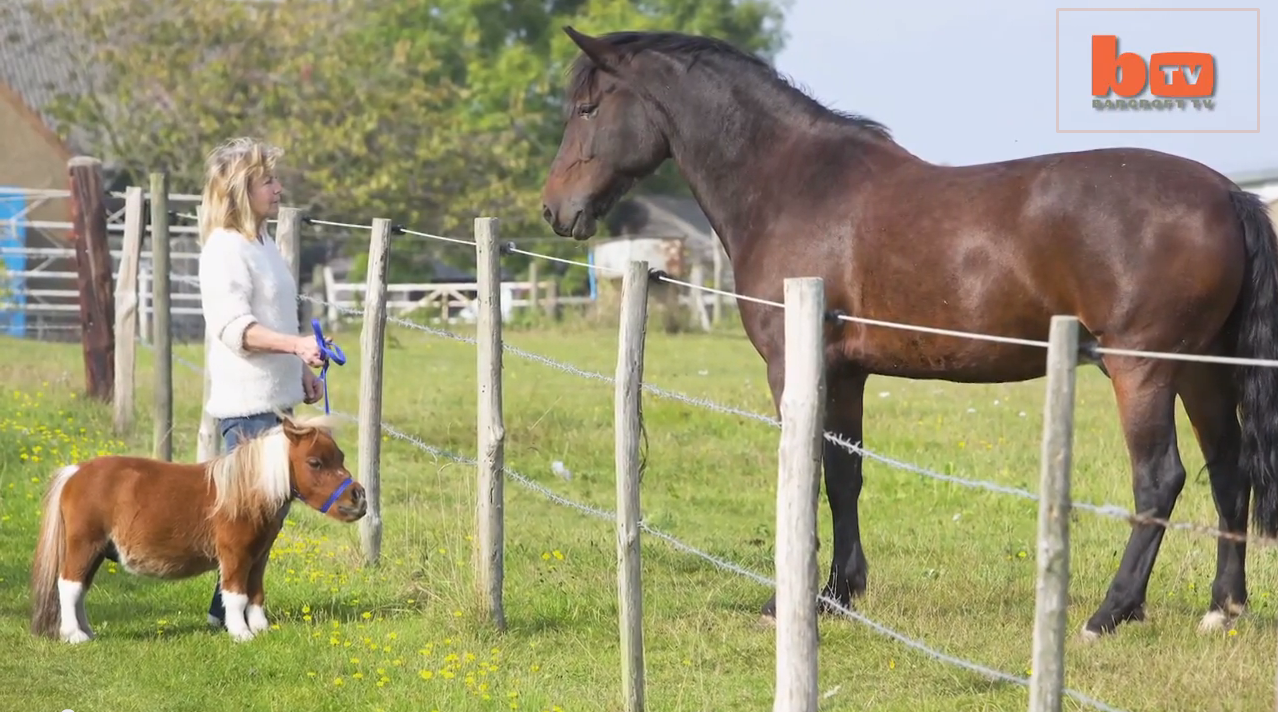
[[1228, 188, 1278, 539], [30, 464, 77, 638]]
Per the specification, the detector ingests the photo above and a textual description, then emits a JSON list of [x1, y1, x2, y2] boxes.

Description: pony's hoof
[[61, 628, 91, 644], [1078, 625, 1104, 644], [228, 627, 256, 643], [248, 608, 270, 634]]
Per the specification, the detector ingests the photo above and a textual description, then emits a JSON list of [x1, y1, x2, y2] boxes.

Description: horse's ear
[[280, 416, 307, 443], [563, 26, 620, 73]]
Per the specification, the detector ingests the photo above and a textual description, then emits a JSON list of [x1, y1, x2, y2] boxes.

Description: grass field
[[2, 315, 1277, 712]]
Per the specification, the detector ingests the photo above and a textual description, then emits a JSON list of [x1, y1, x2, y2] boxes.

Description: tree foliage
[[7, 0, 789, 285]]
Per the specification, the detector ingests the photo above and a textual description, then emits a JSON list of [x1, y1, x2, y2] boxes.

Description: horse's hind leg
[[58, 530, 107, 643], [1176, 362, 1249, 633], [1083, 358, 1186, 639]]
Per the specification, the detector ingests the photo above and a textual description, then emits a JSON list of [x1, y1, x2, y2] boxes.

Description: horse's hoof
[[248, 607, 270, 634], [1078, 626, 1103, 644], [61, 628, 91, 644], [1197, 610, 1231, 634], [228, 627, 256, 643], [1197, 602, 1245, 635]]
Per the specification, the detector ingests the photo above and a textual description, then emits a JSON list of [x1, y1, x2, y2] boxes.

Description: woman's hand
[[292, 335, 326, 367], [302, 368, 324, 404]]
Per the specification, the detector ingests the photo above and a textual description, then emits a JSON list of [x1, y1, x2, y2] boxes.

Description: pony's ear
[[280, 415, 308, 443], [564, 26, 620, 73]]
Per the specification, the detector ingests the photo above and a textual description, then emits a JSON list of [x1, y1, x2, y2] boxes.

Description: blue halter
[[318, 478, 354, 514], [311, 318, 346, 414]]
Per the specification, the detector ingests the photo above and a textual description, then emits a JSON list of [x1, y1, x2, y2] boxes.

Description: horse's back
[[57, 456, 219, 578], [815, 147, 1247, 379]]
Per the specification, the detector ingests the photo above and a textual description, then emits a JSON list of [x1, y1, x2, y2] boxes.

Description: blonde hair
[[198, 137, 283, 245]]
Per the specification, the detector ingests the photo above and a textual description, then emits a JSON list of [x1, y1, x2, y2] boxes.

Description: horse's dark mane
[[565, 30, 892, 139]]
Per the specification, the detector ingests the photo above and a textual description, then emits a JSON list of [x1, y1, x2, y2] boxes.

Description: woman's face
[[248, 171, 283, 221]]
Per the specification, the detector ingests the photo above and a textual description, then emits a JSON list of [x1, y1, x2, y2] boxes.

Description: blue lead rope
[[312, 318, 346, 414]]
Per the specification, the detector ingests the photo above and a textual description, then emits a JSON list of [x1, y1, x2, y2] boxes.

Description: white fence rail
[[320, 265, 591, 326]]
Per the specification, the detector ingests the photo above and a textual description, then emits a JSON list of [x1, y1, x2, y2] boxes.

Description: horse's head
[[541, 27, 670, 240], [281, 415, 366, 523]]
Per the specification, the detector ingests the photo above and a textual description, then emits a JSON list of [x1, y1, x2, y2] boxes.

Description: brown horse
[[30, 412, 366, 643], [539, 27, 1278, 640]]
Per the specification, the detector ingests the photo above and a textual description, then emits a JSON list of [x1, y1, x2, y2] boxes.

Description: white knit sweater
[[197, 227, 304, 419]]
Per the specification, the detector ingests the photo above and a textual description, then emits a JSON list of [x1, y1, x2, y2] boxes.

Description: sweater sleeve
[[198, 234, 258, 356]]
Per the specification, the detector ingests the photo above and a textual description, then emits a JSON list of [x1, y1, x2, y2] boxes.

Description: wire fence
[[143, 310, 1129, 712]]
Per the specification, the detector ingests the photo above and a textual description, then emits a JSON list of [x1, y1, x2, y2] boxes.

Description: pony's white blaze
[[57, 578, 89, 643]]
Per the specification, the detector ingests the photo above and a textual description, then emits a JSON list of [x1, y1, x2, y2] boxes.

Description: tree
[[7, 0, 790, 287]]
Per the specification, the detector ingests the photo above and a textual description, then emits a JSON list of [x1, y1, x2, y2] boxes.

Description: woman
[[196, 136, 326, 630]]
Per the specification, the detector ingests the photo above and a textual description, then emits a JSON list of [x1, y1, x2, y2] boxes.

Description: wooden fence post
[[474, 216, 506, 630], [149, 172, 173, 461], [68, 156, 114, 402], [275, 206, 302, 323], [1028, 315, 1079, 712], [615, 259, 650, 712], [139, 266, 151, 346], [773, 276, 825, 712], [112, 186, 144, 433], [357, 218, 392, 565]]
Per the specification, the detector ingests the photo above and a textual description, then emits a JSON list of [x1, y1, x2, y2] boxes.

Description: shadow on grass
[[1, 557, 412, 642]]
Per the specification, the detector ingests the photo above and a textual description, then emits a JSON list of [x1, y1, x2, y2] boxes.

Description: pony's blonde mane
[[206, 413, 345, 520]]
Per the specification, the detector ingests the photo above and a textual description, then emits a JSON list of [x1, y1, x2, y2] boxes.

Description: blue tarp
[[0, 188, 26, 337]]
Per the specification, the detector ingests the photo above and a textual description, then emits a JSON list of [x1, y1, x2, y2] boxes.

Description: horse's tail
[[1228, 188, 1278, 539], [30, 464, 78, 638]]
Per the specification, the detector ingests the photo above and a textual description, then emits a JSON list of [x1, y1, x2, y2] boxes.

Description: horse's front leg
[[216, 548, 256, 642], [818, 369, 868, 612], [245, 551, 271, 634], [246, 520, 286, 635]]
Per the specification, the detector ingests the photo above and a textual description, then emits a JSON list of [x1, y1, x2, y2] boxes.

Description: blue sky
[[771, 0, 1275, 179]]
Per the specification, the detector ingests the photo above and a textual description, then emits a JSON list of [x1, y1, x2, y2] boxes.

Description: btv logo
[[1091, 35, 1215, 98]]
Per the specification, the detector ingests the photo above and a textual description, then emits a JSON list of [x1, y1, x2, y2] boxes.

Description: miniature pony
[[30, 412, 366, 643]]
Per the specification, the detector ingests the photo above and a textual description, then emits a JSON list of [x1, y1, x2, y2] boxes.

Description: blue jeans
[[208, 409, 291, 625]]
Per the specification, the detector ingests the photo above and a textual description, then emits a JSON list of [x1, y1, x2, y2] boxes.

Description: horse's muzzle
[[339, 485, 368, 520]]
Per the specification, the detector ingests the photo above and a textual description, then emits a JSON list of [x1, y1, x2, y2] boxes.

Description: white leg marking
[[1078, 625, 1102, 644], [57, 579, 90, 644], [247, 603, 269, 633], [221, 591, 254, 642], [1197, 609, 1230, 633]]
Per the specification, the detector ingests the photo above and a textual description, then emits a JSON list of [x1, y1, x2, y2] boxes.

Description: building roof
[[1230, 166, 1278, 190], [0, 1, 94, 154]]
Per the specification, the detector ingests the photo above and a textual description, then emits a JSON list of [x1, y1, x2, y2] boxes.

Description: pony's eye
[[307, 458, 322, 470], [577, 103, 598, 118]]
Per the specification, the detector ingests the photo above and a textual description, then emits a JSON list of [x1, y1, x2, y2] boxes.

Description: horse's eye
[[577, 103, 598, 118], [307, 458, 322, 470]]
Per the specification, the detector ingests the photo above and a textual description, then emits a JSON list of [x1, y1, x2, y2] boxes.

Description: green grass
[[1, 317, 1276, 712]]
